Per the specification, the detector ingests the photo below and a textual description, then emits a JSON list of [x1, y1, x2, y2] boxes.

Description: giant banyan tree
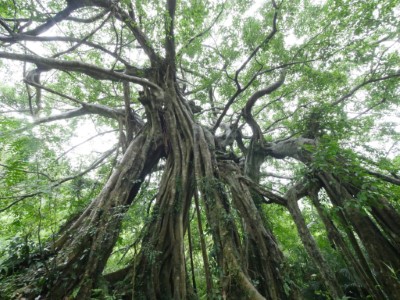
[[0, 0, 400, 299]]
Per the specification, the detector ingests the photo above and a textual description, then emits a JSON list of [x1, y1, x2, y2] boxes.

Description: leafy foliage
[[0, 0, 399, 299]]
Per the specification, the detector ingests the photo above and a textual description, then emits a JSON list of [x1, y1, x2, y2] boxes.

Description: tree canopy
[[0, 0, 399, 299]]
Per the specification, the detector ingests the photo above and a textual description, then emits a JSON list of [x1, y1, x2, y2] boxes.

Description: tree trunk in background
[[285, 188, 344, 299], [370, 197, 400, 249], [193, 190, 214, 298], [319, 172, 400, 299], [264, 137, 400, 299], [310, 192, 384, 299], [336, 205, 389, 299]]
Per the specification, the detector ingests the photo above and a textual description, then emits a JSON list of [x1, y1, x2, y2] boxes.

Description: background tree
[[0, 0, 399, 299]]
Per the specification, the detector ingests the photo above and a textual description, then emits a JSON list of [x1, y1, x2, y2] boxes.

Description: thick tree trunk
[[132, 154, 194, 299], [117, 78, 302, 299], [132, 160, 193, 299], [127, 85, 195, 300], [97, 77, 277, 299], [12, 127, 163, 299]]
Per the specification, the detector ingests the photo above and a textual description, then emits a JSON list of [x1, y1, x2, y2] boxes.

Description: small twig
[[0, 147, 117, 213], [0, 163, 54, 181]]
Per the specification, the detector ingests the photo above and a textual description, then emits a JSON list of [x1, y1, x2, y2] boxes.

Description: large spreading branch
[[5, 80, 144, 135], [0, 6, 74, 40], [262, 137, 316, 161], [0, 0, 108, 42], [16, 106, 120, 130], [65, 9, 109, 23], [0, 51, 162, 91], [0, 34, 143, 72], [23, 79, 138, 122]]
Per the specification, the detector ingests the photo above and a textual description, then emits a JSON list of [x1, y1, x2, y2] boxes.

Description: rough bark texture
[[318, 172, 400, 299], [285, 187, 344, 299], [267, 138, 400, 299], [310, 193, 385, 299], [220, 160, 298, 300], [131, 85, 195, 300], [1, 2, 400, 300], [193, 125, 268, 299], [193, 191, 214, 298], [370, 197, 400, 250]]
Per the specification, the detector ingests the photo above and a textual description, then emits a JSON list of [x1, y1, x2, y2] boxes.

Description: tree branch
[[349, 98, 386, 120], [52, 12, 112, 59], [366, 170, 400, 186], [0, 51, 162, 91], [165, 0, 177, 69], [261, 172, 294, 180], [212, 68, 262, 132], [65, 9, 108, 23], [177, 6, 224, 59], [0, 2, 82, 42], [0, 146, 116, 213], [283, 178, 317, 203], [331, 70, 400, 107], [0, 18, 14, 35], [7, 105, 121, 136], [234, 1, 278, 85], [239, 176, 287, 205], [0, 34, 139, 71], [19, 79, 144, 134], [0, 163, 53, 181], [114, 6, 162, 65], [264, 137, 316, 162], [242, 71, 286, 139], [56, 129, 117, 161]]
